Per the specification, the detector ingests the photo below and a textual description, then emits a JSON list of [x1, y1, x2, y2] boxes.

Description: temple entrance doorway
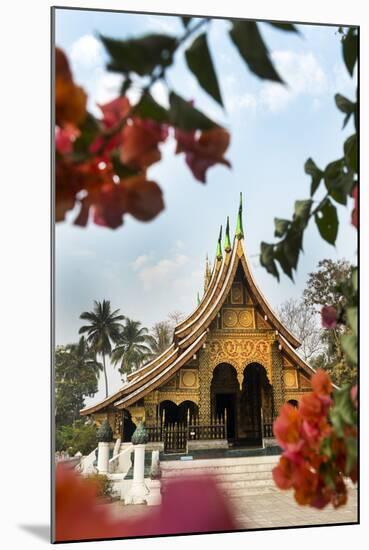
[[239, 363, 273, 445], [122, 409, 136, 442], [215, 393, 236, 439], [211, 363, 239, 443]]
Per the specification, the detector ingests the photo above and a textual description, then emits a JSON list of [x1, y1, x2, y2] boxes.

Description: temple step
[[161, 455, 280, 497]]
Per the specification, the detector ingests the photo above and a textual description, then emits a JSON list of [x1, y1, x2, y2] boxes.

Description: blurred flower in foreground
[[272, 369, 357, 509], [321, 306, 337, 329], [55, 464, 237, 542]]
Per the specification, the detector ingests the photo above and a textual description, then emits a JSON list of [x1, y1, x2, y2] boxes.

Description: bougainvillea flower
[[175, 127, 231, 183], [55, 125, 80, 154], [273, 403, 302, 451], [121, 118, 168, 169], [98, 96, 131, 129], [55, 48, 87, 127], [299, 392, 326, 424], [125, 176, 164, 222], [92, 182, 129, 229], [311, 368, 333, 397], [351, 385, 358, 409], [321, 306, 337, 329], [351, 184, 358, 228], [55, 464, 237, 542], [272, 455, 295, 489]]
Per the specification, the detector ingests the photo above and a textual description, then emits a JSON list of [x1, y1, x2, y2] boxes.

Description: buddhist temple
[[81, 194, 315, 453]]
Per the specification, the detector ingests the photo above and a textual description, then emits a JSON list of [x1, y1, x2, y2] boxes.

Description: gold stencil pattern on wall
[[179, 369, 199, 389], [222, 308, 255, 329], [231, 282, 243, 304], [223, 309, 238, 327], [283, 370, 298, 389]]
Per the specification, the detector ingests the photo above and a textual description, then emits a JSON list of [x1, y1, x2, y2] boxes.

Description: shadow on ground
[[19, 524, 50, 542]]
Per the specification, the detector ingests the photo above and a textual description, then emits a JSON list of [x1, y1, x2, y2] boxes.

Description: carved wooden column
[[198, 348, 212, 424], [271, 341, 285, 416]]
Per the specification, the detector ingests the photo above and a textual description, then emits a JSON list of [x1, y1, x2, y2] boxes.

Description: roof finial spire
[[197, 291, 200, 306], [235, 192, 244, 240], [224, 216, 231, 252], [204, 254, 211, 291], [216, 225, 223, 261]]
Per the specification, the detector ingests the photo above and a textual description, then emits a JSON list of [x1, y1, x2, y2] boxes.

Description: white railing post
[[124, 423, 149, 504], [97, 442, 110, 474]]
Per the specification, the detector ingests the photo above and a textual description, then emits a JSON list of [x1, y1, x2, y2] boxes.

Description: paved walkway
[[229, 487, 358, 529], [110, 486, 358, 531]]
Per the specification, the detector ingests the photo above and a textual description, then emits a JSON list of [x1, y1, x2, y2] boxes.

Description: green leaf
[[345, 436, 358, 475], [352, 268, 358, 292], [324, 159, 354, 205], [133, 93, 170, 123], [335, 93, 356, 115], [344, 134, 358, 173], [314, 198, 339, 245], [169, 92, 218, 130], [342, 27, 358, 77], [346, 306, 358, 337], [100, 33, 177, 76], [260, 242, 279, 280], [305, 158, 323, 196], [267, 22, 300, 33], [185, 33, 223, 107], [283, 229, 303, 270], [335, 94, 356, 129], [181, 16, 192, 28], [274, 218, 290, 238], [341, 333, 357, 365], [229, 21, 284, 82], [294, 199, 312, 228], [274, 243, 293, 280]]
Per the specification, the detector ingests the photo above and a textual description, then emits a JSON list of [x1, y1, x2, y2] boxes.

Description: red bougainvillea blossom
[[55, 464, 237, 542], [55, 47, 231, 229], [272, 369, 356, 509], [175, 127, 231, 183], [321, 306, 337, 329]]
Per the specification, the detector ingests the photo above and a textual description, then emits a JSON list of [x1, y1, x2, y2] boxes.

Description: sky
[[54, 8, 357, 403]]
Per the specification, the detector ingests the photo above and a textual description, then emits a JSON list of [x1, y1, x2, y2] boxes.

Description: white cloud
[[225, 50, 328, 114], [70, 34, 104, 70], [131, 254, 152, 271], [138, 254, 190, 291]]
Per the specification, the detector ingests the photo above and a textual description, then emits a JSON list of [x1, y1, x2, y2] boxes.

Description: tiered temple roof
[[81, 194, 315, 416]]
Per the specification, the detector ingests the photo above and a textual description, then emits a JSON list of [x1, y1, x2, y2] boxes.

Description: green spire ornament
[[216, 225, 223, 261], [224, 216, 231, 252], [96, 419, 113, 443], [235, 192, 244, 239], [131, 422, 149, 445]]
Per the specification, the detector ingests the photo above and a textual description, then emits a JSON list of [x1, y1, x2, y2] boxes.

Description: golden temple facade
[[81, 196, 315, 452]]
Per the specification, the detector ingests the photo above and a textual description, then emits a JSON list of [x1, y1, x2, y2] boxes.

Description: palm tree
[[79, 300, 125, 397], [111, 318, 152, 375], [147, 321, 172, 357]]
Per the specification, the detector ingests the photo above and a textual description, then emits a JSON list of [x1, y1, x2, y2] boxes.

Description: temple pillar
[[198, 348, 211, 424], [271, 341, 285, 416]]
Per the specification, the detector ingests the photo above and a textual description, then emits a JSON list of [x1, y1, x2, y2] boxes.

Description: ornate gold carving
[[231, 282, 243, 304], [158, 391, 199, 406], [161, 374, 177, 389], [207, 337, 272, 382], [239, 309, 253, 328], [222, 308, 255, 329], [223, 309, 238, 327], [179, 369, 199, 389], [283, 370, 298, 389], [256, 312, 271, 329]]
